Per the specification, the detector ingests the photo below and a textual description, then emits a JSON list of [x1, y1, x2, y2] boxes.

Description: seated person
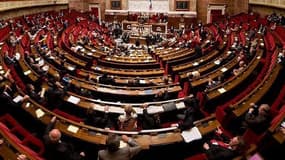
[[187, 71, 200, 81], [140, 103, 161, 129], [84, 106, 113, 129], [205, 78, 217, 91], [172, 95, 203, 130], [118, 105, 138, 131], [233, 60, 246, 76], [98, 73, 115, 85], [242, 103, 272, 134], [26, 83, 45, 103], [153, 89, 169, 101], [43, 117, 85, 160], [202, 127, 246, 160]]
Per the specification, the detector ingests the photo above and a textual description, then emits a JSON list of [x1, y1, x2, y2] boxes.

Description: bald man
[[43, 116, 85, 160]]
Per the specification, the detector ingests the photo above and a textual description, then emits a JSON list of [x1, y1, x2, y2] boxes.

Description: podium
[[122, 20, 167, 35]]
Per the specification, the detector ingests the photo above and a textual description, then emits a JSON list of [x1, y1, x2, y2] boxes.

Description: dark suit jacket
[[43, 121, 83, 160], [141, 109, 160, 129], [205, 143, 239, 160], [245, 111, 271, 134]]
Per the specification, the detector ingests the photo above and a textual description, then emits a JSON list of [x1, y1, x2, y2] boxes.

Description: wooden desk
[[91, 65, 164, 76], [232, 62, 282, 117], [18, 96, 220, 149], [77, 69, 172, 86], [206, 49, 263, 100], [0, 141, 18, 160], [0, 128, 43, 160], [172, 49, 220, 72], [69, 77, 181, 96], [269, 109, 285, 144]]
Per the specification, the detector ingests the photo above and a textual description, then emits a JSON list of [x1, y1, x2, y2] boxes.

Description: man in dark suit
[[141, 103, 161, 129], [203, 127, 245, 160], [172, 96, 203, 130], [243, 103, 272, 134], [43, 117, 85, 160], [98, 134, 142, 160]]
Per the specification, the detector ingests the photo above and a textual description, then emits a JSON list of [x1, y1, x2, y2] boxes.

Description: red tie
[[210, 139, 230, 149]]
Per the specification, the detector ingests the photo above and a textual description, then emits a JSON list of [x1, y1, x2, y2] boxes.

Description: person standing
[[98, 134, 142, 160], [43, 116, 85, 160]]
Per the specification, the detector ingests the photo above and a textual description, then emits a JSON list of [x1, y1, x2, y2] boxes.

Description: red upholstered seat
[[22, 135, 45, 156], [184, 153, 207, 160], [0, 114, 20, 130], [53, 108, 83, 123]]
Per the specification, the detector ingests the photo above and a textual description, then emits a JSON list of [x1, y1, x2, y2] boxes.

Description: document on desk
[[214, 60, 221, 65], [35, 109, 45, 118], [93, 105, 105, 112], [139, 80, 146, 84], [23, 70, 31, 75], [147, 105, 164, 114], [218, 88, 226, 94], [193, 62, 199, 66], [176, 102, 185, 109], [67, 95, 80, 104], [220, 67, 228, 72], [13, 95, 23, 103], [109, 106, 124, 114], [67, 125, 79, 134], [181, 127, 202, 143], [144, 89, 153, 95]]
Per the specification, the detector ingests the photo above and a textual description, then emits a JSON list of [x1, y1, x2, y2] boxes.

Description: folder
[[67, 125, 79, 133], [13, 95, 23, 103], [181, 127, 202, 143], [218, 88, 226, 94], [67, 95, 80, 104], [35, 109, 45, 118]]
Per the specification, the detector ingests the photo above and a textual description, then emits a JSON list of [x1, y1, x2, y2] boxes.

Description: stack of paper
[[67, 125, 79, 133], [181, 127, 202, 143], [35, 109, 45, 118], [220, 67, 228, 72], [67, 96, 80, 104], [147, 105, 164, 114], [176, 102, 185, 109], [218, 88, 226, 94], [23, 70, 31, 75], [13, 95, 23, 103]]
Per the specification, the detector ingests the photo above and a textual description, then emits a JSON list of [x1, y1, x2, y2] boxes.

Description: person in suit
[[203, 127, 246, 160], [98, 73, 115, 85], [172, 95, 203, 130], [97, 134, 142, 160], [153, 89, 169, 102], [84, 106, 113, 129], [43, 116, 85, 160], [140, 103, 161, 129], [242, 103, 272, 134]]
